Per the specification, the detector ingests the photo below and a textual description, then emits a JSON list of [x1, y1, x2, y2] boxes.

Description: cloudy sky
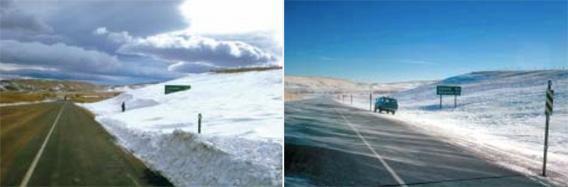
[[0, 0, 283, 84]]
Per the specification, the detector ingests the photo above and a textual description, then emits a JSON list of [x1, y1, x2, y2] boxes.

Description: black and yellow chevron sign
[[545, 88, 554, 115]]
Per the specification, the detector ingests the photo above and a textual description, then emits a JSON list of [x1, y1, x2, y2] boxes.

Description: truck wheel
[[392, 111, 396, 115]]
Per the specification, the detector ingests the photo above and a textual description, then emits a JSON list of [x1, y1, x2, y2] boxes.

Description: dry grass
[[0, 91, 56, 103], [0, 79, 104, 92], [0, 103, 57, 182], [66, 92, 121, 103], [0, 91, 120, 103]]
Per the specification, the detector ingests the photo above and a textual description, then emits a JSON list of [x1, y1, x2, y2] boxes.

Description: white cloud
[[94, 27, 133, 44], [0, 63, 56, 71], [0, 40, 178, 83], [104, 30, 277, 70], [0, 40, 121, 74], [167, 61, 217, 73], [88, 0, 284, 74], [1, 0, 283, 82], [179, 0, 283, 52], [93, 27, 108, 35], [179, 0, 282, 35]]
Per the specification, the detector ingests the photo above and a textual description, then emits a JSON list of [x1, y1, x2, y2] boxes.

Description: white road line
[[126, 173, 141, 187], [335, 108, 408, 187], [19, 102, 66, 187]]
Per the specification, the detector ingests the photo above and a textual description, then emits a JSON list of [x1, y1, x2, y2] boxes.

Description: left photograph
[[0, 0, 283, 186]]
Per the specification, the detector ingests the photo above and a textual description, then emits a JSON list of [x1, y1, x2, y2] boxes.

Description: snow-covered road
[[341, 70, 568, 185]]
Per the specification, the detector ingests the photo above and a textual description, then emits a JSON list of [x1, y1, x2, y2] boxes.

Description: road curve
[[285, 97, 547, 186]]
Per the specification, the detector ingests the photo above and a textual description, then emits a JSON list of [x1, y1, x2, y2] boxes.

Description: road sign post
[[437, 85, 462, 109], [198, 113, 202, 134], [440, 95, 442, 109], [542, 80, 554, 176], [454, 95, 457, 108], [370, 93, 372, 111]]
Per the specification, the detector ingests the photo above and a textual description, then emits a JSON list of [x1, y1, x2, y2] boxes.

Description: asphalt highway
[[285, 98, 548, 186], [0, 101, 172, 186]]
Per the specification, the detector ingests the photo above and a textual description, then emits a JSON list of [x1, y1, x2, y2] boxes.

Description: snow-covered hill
[[286, 75, 433, 94], [81, 70, 283, 186], [344, 70, 568, 185]]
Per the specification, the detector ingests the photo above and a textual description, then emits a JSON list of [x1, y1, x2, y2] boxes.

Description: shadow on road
[[143, 169, 173, 186]]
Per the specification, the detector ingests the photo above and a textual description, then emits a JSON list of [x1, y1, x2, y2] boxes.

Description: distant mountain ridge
[[0, 79, 106, 92], [285, 75, 435, 94]]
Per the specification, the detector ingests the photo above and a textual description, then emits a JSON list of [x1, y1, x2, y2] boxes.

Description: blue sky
[[285, 0, 568, 83]]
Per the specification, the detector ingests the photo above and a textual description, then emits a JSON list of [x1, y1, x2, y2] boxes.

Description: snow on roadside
[[341, 70, 568, 185], [81, 70, 283, 186]]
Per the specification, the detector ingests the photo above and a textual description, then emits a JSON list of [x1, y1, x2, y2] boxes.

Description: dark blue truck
[[374, 96, 398, 115]]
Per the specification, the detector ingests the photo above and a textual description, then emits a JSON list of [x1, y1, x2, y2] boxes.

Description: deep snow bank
[[82, 70, 283, 186], [343, 70, 568, 185]]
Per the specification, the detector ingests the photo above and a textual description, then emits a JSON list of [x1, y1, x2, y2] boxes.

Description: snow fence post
[[454, 95, 457, 108], [198, 113, 202, 134], [369, 93, 372, 111], [439, 95, 442, 109], [542, 80, 554, 176]]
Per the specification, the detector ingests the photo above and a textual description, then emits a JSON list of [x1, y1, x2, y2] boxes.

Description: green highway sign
[[437, 85, 462, 96], [437, 85, 462, 109], [165, 85, 191, 94]]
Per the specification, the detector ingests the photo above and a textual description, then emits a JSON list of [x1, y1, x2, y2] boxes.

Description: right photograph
[[284, 0, 567, 186]]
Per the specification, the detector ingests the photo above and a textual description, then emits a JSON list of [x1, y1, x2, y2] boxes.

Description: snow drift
[[343, 70, 568, 185], [81, 70, 283, 186]]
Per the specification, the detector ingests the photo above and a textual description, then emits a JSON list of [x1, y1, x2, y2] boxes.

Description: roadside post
[[350, 94, 353, 105], [198, 113, 202, 134], [454, 95, 457, 108], [542, 80, 554, 176], [369, 93, 372, 111], [436, 85, 462, 109]]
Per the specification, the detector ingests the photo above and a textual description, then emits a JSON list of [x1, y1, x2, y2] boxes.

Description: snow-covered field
[[341, 70, 568, 185], [81, 70, 283, 186], [286, 75, 432, 94]]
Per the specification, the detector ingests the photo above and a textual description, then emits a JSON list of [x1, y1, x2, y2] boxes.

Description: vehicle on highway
[[374, 96, 398, 114]]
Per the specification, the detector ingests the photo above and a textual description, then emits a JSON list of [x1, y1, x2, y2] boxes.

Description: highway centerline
[[19, 102, 66, 187], [334, 108, 408, 187]]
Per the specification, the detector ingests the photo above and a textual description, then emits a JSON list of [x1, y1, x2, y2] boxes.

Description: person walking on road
[[121, 101, 125, 112]]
